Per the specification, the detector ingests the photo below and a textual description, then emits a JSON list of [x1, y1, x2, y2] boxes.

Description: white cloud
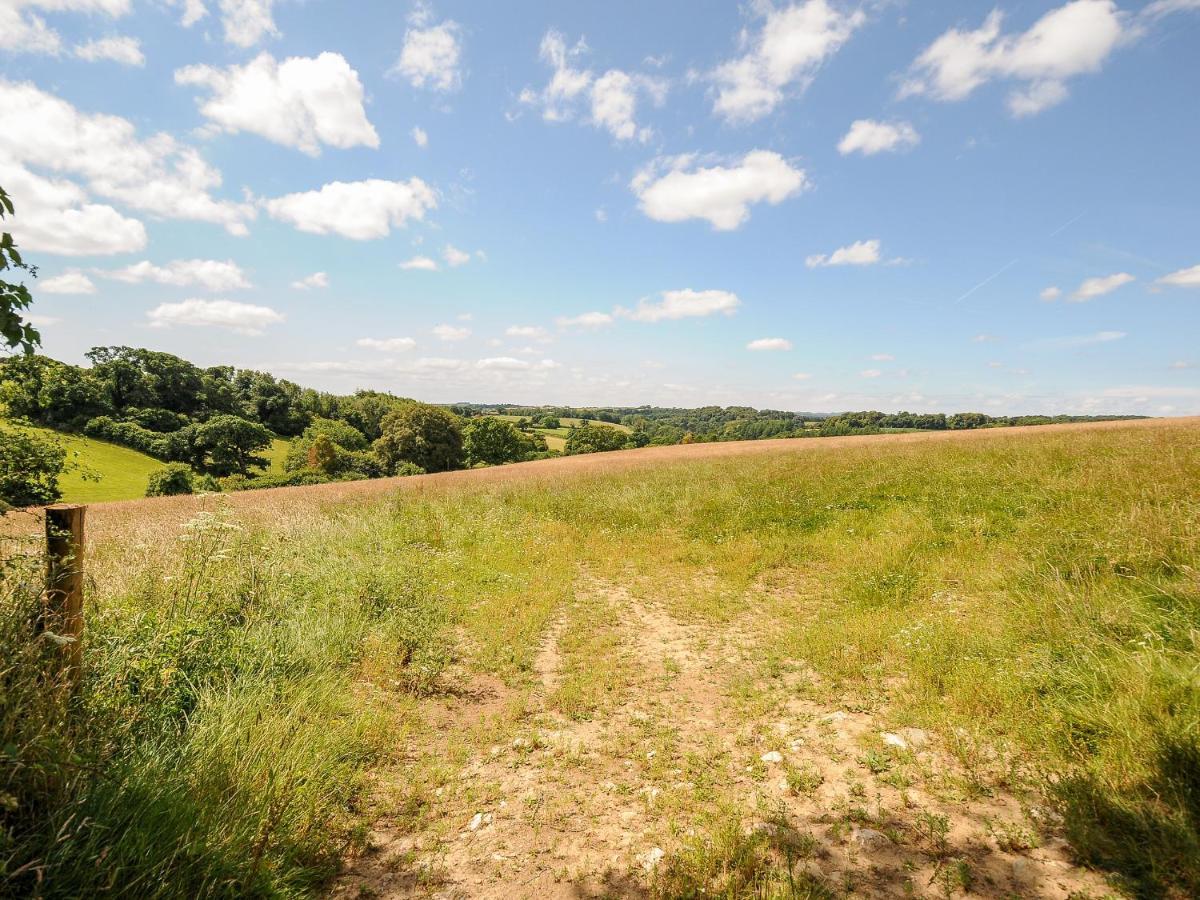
[[399, 256, 438, 271], [174, 0, 207, 27], [837, 119, 919, 156], [104, 258, 251, 291], [0, 0, 130, 56], [0, 164, 146, 255], [860, 368, 883, 378], [477, 357, 560, 372], [0, 79, 254, 235], [793, 372, 812, 380], [1071, 272, 1134, 301], [432, 323, 470, 341], [594, 207, 607, 223], [412, 126, 428, 147], [556, 311, 614, 329], [40, 271, 95, 294], [870, 353, 895, 361], [291, 271, 328, 290], [1040, 285, 1063, 301], [519, 30, 665, 142], [505, 325, 550, 341], [616, 288, 741, 323], [27, 314, 61, 327], [805, 238, 881, 268], [900, 1, 1126, 117], [356, 336, 416, 352], [264, 179, 436, 240], [1154, 264, 1200, 288], [747, 337, 793, 351], [393, 10, 462, 92], [218, 0, 278, 48], [176, 53, 379, 156], [631, 151, 807, 231], [442, 244, 471, 267], [73, 36, 144, 66], [1037, 329, 1126, 348], [1168, 360, 1195, 370], [711, 0, 865, 123], [147, 298, 283, 335]]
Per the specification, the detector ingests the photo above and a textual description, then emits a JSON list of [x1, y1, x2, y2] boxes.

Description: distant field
[[2, 420, 163, 504], [262, 437, 289, 473]]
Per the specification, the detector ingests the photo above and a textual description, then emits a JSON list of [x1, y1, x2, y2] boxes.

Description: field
[[3, 418, 1198, 899], [490, 413, 629, 452]]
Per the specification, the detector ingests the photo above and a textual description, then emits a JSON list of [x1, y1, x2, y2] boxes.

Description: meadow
[[1, 419, 1197, 898]]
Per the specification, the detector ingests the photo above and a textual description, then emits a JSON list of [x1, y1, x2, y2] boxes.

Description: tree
[[373, 404, 464, 474], [564, 424, 628, 455], [145, 464, 194, 497], [0, 423, 65, 508], [463, 416, 528, 466], [191, 415, 272, 476], [307, 433, 338, 475], [0, 186, 41, 354]]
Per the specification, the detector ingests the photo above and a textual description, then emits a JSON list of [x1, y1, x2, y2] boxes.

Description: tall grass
[[3, 422, 1197, 897]]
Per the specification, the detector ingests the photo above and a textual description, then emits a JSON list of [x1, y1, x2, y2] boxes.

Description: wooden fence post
[[45, 504, 86, 686]]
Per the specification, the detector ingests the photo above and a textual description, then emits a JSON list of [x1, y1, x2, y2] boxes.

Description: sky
[[1, 0, 1198, 415]]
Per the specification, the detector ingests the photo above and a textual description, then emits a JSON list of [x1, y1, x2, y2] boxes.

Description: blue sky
[[2, 0, 1198, 414]]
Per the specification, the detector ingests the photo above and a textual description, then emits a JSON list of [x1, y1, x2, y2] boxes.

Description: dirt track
[[71, 416, 1198, 543]]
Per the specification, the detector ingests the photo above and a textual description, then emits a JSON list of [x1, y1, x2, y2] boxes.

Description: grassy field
[[2, 420, 164, 504], [3, 419, 1198, 898]]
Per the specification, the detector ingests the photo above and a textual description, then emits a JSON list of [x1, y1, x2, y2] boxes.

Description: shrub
[[145, 463, 195, 497]]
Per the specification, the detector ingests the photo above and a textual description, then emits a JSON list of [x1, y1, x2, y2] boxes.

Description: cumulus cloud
[[176, 53, 379, 156], [41, 271, 96, 294], [0, 0, 130, 56], [616, 289, 741, 323], [264, 179, 436, 240], [432, 323, 470, 341], [147, 298, 283, 334], [837, 119, 919, 156], [412, 126, 428, 147], [518, 30, 666, 142], [400, 256, 438, 271], [392, 5, 462, 92], [556, 311, 614, 330], [218, 0, 279, 48], [1071, 272, 1134, 301], [173, 0, 207, 27], [1040, 285, 1063, 301], [476, 356, 560, 372], [103, 258, 251, 291], [356, 336, 416, 352], [291, 271, 328, 290], [805, 238, 881, 268], [900, 1, 1127, 117], [73, 36, 144, 66], [747, 337, 793, 351], [0, 79, 254, 236], [1154, 264, 1200, 288], [0, 164, 146, 255], [710, 0, 865, 123], [631, 151, 807, 231], [443, 244, 471, 267]]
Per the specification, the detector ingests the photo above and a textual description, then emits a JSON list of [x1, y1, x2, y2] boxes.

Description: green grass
[[3, 421, 1198, 897], [3, 420, 164, 503], [261, 437, 290, 474]]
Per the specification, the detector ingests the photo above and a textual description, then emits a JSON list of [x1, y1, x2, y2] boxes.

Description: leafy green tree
[[191, 415, 272, 476], [0, 423, 65, 507], [145, 464, 194, 497], [0, 186, 40, 354], [947, 412, 992, 430], [373, 404, 464, 474], [564, 424, 628, 455], [463, 416, 528, 466]]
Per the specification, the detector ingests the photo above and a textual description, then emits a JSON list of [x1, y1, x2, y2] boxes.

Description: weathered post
[[45, 504, 86, 686]]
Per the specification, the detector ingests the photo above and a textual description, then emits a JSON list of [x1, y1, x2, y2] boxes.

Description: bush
[[145, 463, 195, 497], [564, 424, 628, 455], [0, 422, 65, 507]]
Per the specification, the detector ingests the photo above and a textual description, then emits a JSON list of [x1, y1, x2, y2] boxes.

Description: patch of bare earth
[[334, 576, 1112, 899]]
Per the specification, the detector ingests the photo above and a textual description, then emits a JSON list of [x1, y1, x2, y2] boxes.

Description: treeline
[[0, 348, 551, 505], [454, 403, 1143, 446]]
